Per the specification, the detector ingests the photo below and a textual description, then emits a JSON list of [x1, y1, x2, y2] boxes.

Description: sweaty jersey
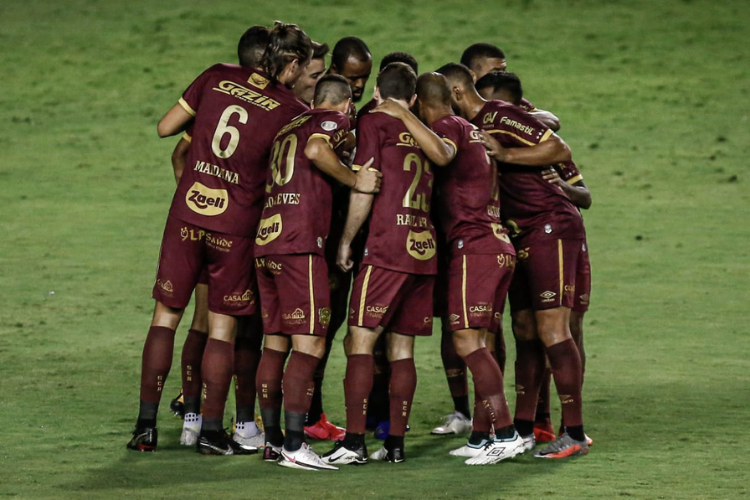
[[254, 108, 351, 257], [471, 100, 584, 241], [431, 114, 515, 257], [354, 112, 437, 275], [169, 63, 308, 236]]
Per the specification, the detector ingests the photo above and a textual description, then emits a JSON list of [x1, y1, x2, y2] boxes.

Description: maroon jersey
[[169, 64, 308, 236], [254, 109, 351, 257], [432, 114, 514, 256], [354, 112, 437, 275], [356, 98, 377, 126], [554, 160, 584, 185], [519, 97, 537, 112], [471, 100, 584, 240]]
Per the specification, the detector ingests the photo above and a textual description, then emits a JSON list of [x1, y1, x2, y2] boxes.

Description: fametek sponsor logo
[[255, 214, 282, 246], [406, 230, 436, 261], [186, 182, 228, 216]]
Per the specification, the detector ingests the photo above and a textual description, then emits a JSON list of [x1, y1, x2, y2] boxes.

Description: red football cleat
[[304, 413, 346, 441], [533, 421, 556, 443]]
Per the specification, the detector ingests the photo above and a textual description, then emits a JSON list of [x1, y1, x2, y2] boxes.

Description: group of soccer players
[[127, 20, 593, 470]]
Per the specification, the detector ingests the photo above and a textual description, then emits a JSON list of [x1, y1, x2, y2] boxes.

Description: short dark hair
[[435, 62, 474, 88], [475, 71, 523, 105], [237, 25, 270, 68], [416, 72, 451, 107], [312, 40, 329, 60], [379, 51, 419, 74], [460, 43, 506, 71], [261, 21, 313, 81], [377, 62, 417, 102], [313, 74, 352, 106], [330, 37, 371, 70]]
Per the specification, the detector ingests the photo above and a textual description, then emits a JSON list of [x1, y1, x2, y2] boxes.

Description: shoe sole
[[280, 456, 338, 471], [535, 445, 588, 459]]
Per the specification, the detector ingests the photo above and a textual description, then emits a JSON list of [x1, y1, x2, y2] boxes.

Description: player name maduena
[[194, 161, 239, 184]]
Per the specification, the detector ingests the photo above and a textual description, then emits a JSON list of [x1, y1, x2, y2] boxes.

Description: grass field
[[1, 0, 749, 498]]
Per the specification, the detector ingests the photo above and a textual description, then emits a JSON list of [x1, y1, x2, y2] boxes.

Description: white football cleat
[[431, 411, 472, 435], [521, 433, 536, 452], [465, 432, 525, 465], [278, 443, 339, 471], [449, 439, 491, 458]]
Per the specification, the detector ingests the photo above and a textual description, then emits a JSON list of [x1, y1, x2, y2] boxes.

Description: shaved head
[[416, 72, 451, 107], [435, 62, 474, 89]]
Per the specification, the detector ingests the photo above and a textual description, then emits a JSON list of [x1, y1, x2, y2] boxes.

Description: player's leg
[[432, 320, 472, 435], [128, 215, 201, 452], [531, 239, 587, 458], [304, 269, 348, 440], [253, 256, 287, 460], [232, 313, 265, 450], [196, 231, 258, 455], [178, 281, 209, 444]]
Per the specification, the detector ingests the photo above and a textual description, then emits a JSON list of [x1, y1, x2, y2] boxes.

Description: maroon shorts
[[349, 265, 434, 336], [152, 215, 257, 316], [256, 254, 331, 336], [573, 239, 591, 313], [446, 253, 515, 333], [508, 237, 582, 313]]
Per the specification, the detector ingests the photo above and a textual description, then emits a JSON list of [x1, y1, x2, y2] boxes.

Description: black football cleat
[[169, 391, 185, 419], [197, 429, 257, 456], [262, 443, 282, 462], [369, 445, 405, 463], [127, 426, 158, 452]]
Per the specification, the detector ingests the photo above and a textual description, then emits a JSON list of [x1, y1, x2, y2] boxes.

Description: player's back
[[255, 108, 350, 257], [432, 114, 514, 256], [170, 63, 308, 237], [354, 112, 437, 275], [471, 99, 583, 240]]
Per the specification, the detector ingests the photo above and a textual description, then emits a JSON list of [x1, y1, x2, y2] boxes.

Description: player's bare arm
[[171, 136, 190, 184], [543, 168, 592, 209], [479, 130, 571, 165], [530, 109, 561, 132], [305, 138, 381, 193], [372, 98, 455, 166], [337, 192, 374, 272], [157, 102, 193, 137]]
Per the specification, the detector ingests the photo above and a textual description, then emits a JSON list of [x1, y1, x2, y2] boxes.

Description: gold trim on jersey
[[182, 132, 192, 143], [309, 133, 333, 147], [539, 129, 553, 142], [358, 266, 373, 325], [462, 255, 469, 329], [441, 137, 458, 156], [308, 255, 315, 334], [486, 129, 535, 147], [566, 174, 583, 185], [178, 98, 196, 117], [558, 239, 564, 302]]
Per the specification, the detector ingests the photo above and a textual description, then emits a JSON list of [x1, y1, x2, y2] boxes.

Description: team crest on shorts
[[318, 307, 331, 328]]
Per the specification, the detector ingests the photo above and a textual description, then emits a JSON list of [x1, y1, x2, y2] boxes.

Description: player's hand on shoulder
[[478, 130, 508, 161], [353, 157, 381, 194], [542, 168, 564, 188], [371, 98, 406, 119]]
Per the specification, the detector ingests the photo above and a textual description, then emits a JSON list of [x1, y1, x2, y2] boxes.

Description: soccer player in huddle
[[431, 42, 564, 437], [127, 22, 311, 455], [167, 24, 271, 452], [323, 62, 454, 465], [439, 63, 588, 458], [409, 72, 526, 464], [293, 41, 329, 106], [253, 75, 381, 470], [460, 43, 561, 131], [477, 71, 593, 446]]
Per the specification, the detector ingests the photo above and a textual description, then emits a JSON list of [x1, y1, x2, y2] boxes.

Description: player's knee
[[511, 310, 536, 341], [452, 329, 483, 358], [292, 335, 326, 359], [346, 327, 378, 355], [386, 332, 414, 362]]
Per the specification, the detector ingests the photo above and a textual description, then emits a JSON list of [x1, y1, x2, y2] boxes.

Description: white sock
[[184, 413, 202, 429], [235, 420, 260, 438]]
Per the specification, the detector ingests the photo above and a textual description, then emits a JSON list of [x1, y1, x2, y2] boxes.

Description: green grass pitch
[[1, 0, 749, 498]]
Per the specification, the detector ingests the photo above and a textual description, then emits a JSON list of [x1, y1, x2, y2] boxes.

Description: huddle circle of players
[[128, 21, 593, 469]]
